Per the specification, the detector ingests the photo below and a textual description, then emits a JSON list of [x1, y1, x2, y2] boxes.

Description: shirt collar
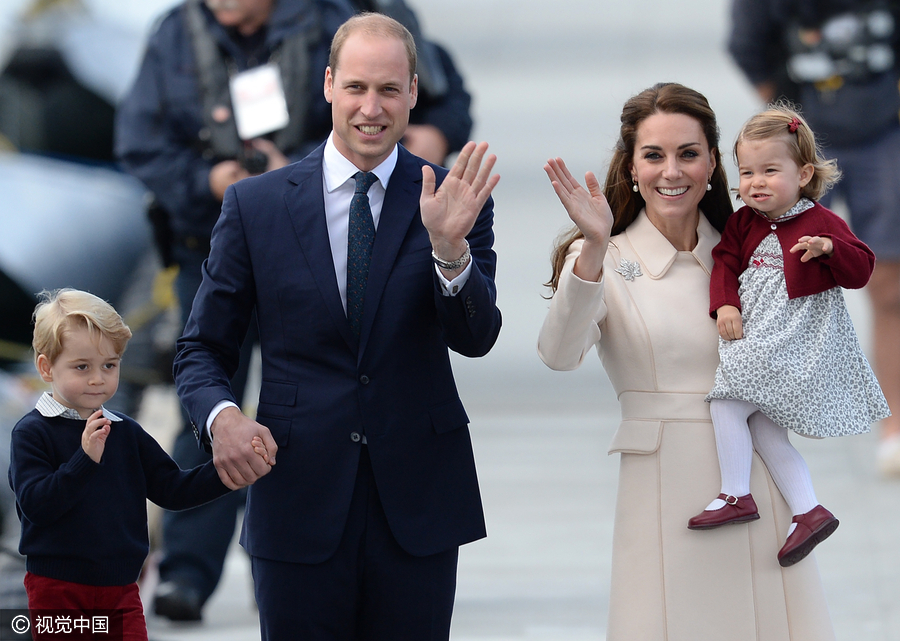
[[35, 391, 122, 422], [623, 209, 718, 279], [749, 197, 814, 223], [322, 132, 397, 195]]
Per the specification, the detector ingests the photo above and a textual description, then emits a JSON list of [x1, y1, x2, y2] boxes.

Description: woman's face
[[630, 112, 716, 230]]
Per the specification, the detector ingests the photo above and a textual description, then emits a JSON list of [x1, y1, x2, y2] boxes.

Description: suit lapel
[[284, 146, 357, 351], [358, 147, 423, 353]]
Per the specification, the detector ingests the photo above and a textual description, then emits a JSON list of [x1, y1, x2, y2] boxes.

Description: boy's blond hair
[[32, 289, 132, 366]]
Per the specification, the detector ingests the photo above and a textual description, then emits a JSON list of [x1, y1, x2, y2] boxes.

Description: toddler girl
[[687, 105, 890, 567]]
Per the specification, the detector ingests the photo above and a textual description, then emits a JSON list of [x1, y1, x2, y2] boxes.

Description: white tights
[[707, 399, 818, 519]]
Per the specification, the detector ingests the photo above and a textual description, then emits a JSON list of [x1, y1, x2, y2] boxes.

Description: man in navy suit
[[173, 12, 501, 640]]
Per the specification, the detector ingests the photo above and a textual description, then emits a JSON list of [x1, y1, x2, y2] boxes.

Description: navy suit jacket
[[174, 143, 501, 563]]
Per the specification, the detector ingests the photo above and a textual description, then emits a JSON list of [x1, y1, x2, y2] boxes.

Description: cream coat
[[538, 211, 835, 641]]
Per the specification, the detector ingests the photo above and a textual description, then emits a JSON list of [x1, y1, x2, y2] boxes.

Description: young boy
[[8, 289, 268, 640]]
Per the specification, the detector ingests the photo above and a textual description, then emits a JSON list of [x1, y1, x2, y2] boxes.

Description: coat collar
[[285, 144, 353, 349], [622, 209, 718, 279]]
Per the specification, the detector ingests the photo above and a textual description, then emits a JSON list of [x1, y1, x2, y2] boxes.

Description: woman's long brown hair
[[546, 83, 733, 293]]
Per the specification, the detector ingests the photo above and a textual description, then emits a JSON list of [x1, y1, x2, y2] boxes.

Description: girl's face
[[630, 112, 716, 232], [736, 138, 813, 220]]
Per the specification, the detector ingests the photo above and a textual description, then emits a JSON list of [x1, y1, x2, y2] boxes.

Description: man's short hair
[[32, 288, 132, 366], [329, 12, 417, 84]]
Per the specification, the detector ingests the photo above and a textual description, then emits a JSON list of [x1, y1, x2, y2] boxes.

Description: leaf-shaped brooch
[[614, 258, 643, 281]]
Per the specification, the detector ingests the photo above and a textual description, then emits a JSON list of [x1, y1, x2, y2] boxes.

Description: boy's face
[[36, 325, 121, 419]]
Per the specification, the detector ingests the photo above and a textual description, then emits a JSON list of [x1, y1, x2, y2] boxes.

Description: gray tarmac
[[142, 361, 900, 641], [68, 0, 900, 639]]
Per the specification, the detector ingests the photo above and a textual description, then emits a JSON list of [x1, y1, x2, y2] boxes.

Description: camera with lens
[[240, 146, 268, 175]]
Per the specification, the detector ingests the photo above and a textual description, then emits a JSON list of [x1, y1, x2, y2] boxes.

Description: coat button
[[350, 432, 362, 443], [770, 223, 777, 230], [359, 375, 370, 385]]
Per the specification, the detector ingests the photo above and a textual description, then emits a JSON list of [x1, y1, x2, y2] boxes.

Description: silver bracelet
[[432, 240, 470, 270]]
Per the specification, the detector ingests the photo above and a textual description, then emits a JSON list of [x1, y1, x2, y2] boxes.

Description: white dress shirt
[[322, 134, 471, 307]]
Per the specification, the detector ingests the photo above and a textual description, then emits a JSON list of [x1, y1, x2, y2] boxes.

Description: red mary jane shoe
[[777, 505, 839, 567], [687, 493, 760, 530]]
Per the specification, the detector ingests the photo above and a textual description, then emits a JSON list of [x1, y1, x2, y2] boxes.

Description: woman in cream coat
[[539, 84, 835, 640]]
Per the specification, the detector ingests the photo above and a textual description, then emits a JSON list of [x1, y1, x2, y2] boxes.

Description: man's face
[[324, 31, 418, 171], [205, 0, 273, 35]]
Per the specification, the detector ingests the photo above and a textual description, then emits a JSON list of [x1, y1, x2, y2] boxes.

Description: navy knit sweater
[[8, 409, 230, 586]]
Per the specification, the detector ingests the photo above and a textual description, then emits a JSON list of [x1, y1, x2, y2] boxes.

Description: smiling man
[[116, 0, 479, 622], [173, 13, 501, 641]]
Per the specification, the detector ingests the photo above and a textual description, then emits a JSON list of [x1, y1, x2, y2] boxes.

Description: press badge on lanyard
[[229, 64, 290, 140]]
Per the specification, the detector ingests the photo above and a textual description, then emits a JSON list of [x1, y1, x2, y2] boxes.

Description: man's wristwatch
[[432, 240, 470, 271]]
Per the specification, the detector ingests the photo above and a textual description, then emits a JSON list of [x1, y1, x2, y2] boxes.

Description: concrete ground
[[140, 356, 900, 641]]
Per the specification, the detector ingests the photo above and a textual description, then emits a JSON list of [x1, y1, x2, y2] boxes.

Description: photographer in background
[[114, 0, 474, 622], [728, 0, 900, 478]]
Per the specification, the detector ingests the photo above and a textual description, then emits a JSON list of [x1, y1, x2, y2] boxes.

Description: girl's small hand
[[790, 235, 833, 262], [716, 305, 744, 341], [82, 409, 111, 463], [251, 436, 275, 467]]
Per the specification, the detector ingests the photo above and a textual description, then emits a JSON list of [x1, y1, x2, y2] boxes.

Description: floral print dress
[[707, 199, 890, 437]]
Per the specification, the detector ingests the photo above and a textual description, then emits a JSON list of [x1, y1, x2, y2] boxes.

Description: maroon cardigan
[[709, 201, 875, 317]]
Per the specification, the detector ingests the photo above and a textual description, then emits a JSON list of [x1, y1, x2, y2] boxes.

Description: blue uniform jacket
[[114, 0, 473, 241]]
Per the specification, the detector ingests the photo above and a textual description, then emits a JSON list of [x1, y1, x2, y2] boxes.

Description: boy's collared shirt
[[35, 392, 122, 423]]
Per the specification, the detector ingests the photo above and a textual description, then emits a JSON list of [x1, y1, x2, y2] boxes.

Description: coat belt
[[618, 391, 710, 422]]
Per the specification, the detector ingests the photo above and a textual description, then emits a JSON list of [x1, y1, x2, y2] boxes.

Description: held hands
[[790, 236, 833, 262], [210, 407, 278, 490], [82, 410, 111, 463], [544, 157, 613, 282], [716, 305, 744, 341], [251, 436, 275, 467], [420, 141, 500, 275]]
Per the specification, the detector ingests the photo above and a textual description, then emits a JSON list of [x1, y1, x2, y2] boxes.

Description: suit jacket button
[[350, 432, 362, 443], [359, 375, 370, 385]]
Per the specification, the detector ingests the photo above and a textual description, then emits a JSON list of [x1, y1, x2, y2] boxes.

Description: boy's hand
[[716, 305, 744, 341], [251, 436, 275, 467], [82, 409, 111, 463], [790, 235, 833, 262]]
